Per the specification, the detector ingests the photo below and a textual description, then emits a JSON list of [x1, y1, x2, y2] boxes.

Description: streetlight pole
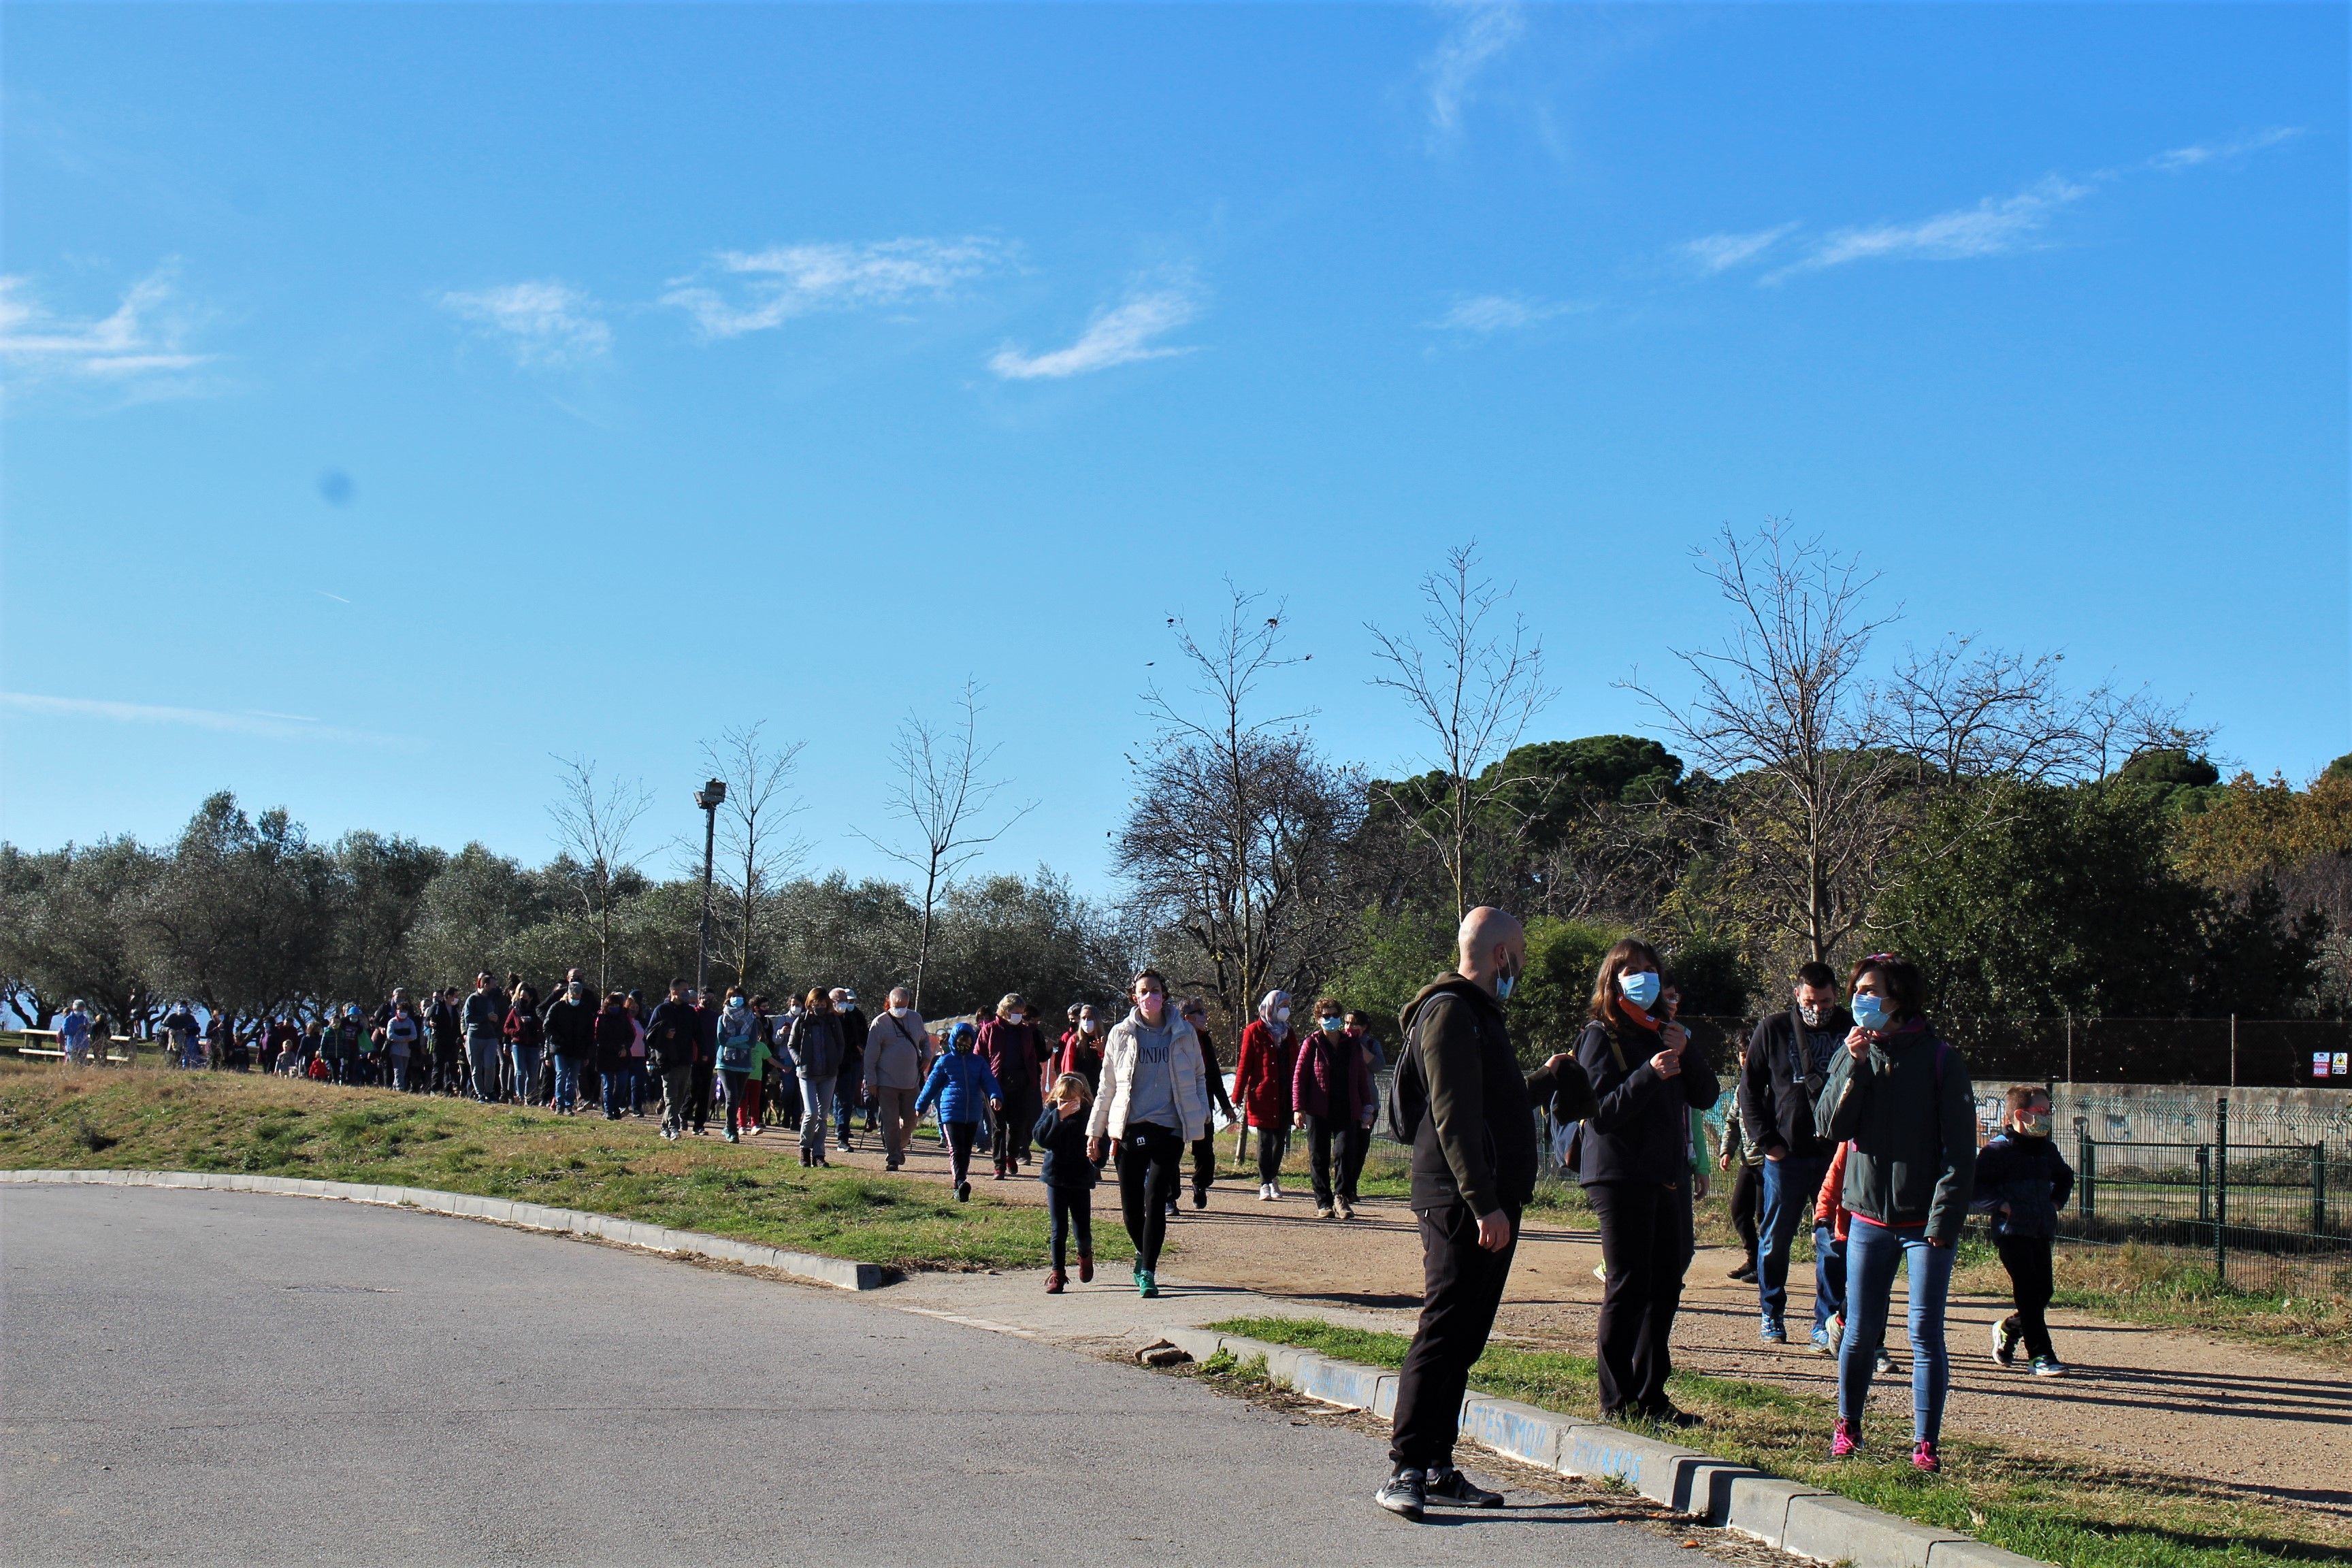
[[693, 779, 727, 999]]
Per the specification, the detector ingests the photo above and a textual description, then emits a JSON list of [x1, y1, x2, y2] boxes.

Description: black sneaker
[[1643, 1404, 1702, 1430], [1374, 1468, 1426, 1521], [1424, 1467, 1505, 1508]]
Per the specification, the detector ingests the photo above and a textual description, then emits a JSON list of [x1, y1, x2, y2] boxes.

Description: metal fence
[[2068, 1100, 2352, 1298]]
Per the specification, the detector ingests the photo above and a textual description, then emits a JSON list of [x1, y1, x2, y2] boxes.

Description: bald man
[[1376, 906, 1595, 1522]]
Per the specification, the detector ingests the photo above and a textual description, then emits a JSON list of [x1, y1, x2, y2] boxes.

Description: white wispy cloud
[[1424, 1, 1525, 144], [0, 691, 416, 749], [663, 237, 1015, 339], [1678, 223, 1801, 276], [0, 265, 214, 391], [440, 280, 611, 369], [988, 280, 1202, 380], [2149, 127, 2302, 172], [1767, 175, 2095, 280], [1428, 293, 1583, 333]]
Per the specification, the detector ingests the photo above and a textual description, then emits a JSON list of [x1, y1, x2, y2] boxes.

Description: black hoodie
[[1398, 973, 1595, 1215]]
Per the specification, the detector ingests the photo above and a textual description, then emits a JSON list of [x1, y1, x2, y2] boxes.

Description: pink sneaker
[[1912, 1439, 1941, 1473], [1830, 1418, 1861, 1458]]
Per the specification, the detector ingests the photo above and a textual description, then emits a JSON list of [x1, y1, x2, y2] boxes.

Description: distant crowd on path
[[1373, 913, 2078, 1524]]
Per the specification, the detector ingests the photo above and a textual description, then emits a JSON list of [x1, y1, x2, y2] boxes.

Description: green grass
[[0, 1061, 1119, 1273], [1205, 1314, 2352, 1568]]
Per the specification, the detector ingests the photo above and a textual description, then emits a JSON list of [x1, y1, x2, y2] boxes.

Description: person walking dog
[[1376, 907, 1592, 1522]]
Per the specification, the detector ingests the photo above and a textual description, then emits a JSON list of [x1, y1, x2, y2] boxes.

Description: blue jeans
[[1759, 1154, 1829, 1326], [553, 1054, 585, 1112], [1814, 1224, 1847, 1323], [1837, 1220, 1955, 1441], [509, 1043, 541, 1105], [602, 1066, 630, 1118], [799, 1077, 835, 1155]]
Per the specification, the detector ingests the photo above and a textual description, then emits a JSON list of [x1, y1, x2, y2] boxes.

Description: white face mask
[[887, 1005, 911, 1020], [1273, 1007, 1290, 1023], [1004, 1012, 1024, 1026]]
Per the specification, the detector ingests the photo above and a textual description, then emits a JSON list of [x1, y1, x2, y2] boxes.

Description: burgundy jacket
[[1291, 1028, 1375, 1123]]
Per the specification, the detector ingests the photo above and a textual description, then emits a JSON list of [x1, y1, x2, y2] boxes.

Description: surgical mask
[[1618, 970, 1661, 1010], [1318, 1015, 1344, 1033], [1852, 994, 1892, 1032], [725, 996, 745, 1011], [1138, 993, 1164, 1017], [887, 1005, 911, 1020], [1798, 1004, 1825, 1028], [2016, 1115, 2050, 1139], [1273, 1006, 1290, 1023], [1495, 970, 1516, 1001], [1004, 1012, 1023, 1025], [1081, 1018, 1100, 1034]]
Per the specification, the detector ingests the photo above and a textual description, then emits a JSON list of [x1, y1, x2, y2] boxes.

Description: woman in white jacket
[[1087, 968, 1213, 1299]]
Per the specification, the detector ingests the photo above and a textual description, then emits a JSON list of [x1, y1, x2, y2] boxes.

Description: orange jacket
[[1814, 1141, 1853, 1241]]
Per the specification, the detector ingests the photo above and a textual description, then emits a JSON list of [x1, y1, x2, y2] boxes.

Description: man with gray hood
[[1377, 906, 1593, 1522]]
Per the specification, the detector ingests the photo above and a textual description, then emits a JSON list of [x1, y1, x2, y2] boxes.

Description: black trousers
[[1730, 1160, 1760, 1268], [944, 1121, 979, 1186], [1253, 1124, 1288, 1186], [1116, 1123, 1184, 1271], [1305, 1114, 1369, 1206], [1049, 1186, 1094, 1271], [1996, 1232, 2057, 1360], [1389, 1200, 1519, 1471], [687, 1062, 713, 1131], [1586, 1180, 1695, 1416], [1190, 1134, 1218, 1196], [994, 1081, 1041, 1171]]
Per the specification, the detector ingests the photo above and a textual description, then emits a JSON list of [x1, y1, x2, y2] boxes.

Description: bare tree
[[853, 681, 1032, 1009], [701, 723, 811, 991], [547, 756, 655, 994], [1633, 520, 2183, 968], [1367, 543, 1555, 921], [1117, 585, 1365, 1027]]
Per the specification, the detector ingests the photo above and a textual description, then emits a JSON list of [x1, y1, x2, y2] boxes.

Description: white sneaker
[[1258, 1183, 1276, 1201]]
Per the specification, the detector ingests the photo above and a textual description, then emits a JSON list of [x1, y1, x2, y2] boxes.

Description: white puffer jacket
[[1088, 1008, 1213, 1143]]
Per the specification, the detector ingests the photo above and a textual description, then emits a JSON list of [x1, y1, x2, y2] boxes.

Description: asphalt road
[[3, 1186, 1704, 1567]]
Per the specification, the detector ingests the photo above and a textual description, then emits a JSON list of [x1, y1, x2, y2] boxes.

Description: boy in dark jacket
[[1033, 1073, 1100, 1293], [1974, 1085, 2074, 1377]]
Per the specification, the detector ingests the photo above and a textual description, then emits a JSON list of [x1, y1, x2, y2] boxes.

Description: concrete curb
[[1171, 1328, 2049, 1568], [0, 1169, 886, 1291]]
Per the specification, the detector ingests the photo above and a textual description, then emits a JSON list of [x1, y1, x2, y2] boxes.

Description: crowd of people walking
[[46, 915, 2073, 1510]]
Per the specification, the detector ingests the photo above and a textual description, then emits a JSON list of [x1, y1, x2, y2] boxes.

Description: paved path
[[1, 1186, 1708, 1567]]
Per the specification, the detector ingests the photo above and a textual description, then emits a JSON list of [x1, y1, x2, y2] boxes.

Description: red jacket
[[976, 1019, 1043, 1103], [1291, 1028, 1374, 1124], [1232, 1019, 1297, 1128], [1815, 1142, 1854, 1241]]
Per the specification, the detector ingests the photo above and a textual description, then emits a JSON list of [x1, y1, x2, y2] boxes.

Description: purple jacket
[[1291, 1029, 1374, 1123]]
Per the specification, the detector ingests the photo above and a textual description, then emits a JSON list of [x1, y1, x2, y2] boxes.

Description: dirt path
[[755, 1118, 2352, 1515]]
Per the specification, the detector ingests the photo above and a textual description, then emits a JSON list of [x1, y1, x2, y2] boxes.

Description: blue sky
[[3, 2, 2345, 894]]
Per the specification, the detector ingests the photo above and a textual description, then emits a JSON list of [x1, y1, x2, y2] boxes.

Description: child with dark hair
[[1974, 1085, 2074, 1377]]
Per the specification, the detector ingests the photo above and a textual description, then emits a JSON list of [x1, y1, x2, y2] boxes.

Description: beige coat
[[1087, 1009, 1213, 1143]]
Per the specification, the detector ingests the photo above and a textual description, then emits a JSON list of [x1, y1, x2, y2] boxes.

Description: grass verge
[[1205, 1313, 2352, 1568], [0, 1062, 1120, 1273]]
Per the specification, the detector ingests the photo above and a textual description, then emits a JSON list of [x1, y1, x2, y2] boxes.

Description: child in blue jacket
[[1973, 1085, 2075, 1377], [916, 1021, 1001, 1203]]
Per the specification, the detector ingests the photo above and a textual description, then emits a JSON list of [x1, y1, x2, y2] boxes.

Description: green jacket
[[1814, 1024, 1976, 1245]]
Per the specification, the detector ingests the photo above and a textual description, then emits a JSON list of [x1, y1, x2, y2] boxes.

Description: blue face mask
[[1495, 968, 1516, 1001], [1852, 994, 1892, 1032], [1618, 970, 1661, 1010]]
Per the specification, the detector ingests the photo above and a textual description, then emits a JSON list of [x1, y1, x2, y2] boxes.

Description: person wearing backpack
[[1975, 1085, 2074, 1377], [1576, 938, 1720, 1426], [1375, 907, 1592, 1524], [1816, 953, 1976, 1474], [713, 988, 763, 1143], [1740, 961, 1852, 1349]]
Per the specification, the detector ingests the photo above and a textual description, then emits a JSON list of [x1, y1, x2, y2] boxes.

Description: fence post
[[2229, 1015, 2238, 1090], [2214, 1094, 2230, 1288], [2077, 1120, 2095, 1221], [2198, 1145, 2210, 1224], [2065, 1015, 2074, 1085], [2315, 1143, 2328, 1238]]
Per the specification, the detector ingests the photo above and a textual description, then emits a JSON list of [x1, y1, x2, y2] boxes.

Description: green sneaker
[[1137, 1268, 1159, 1298]]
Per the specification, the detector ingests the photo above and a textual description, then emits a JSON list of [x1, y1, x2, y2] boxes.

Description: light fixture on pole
[[693, 779, 727, 999]]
